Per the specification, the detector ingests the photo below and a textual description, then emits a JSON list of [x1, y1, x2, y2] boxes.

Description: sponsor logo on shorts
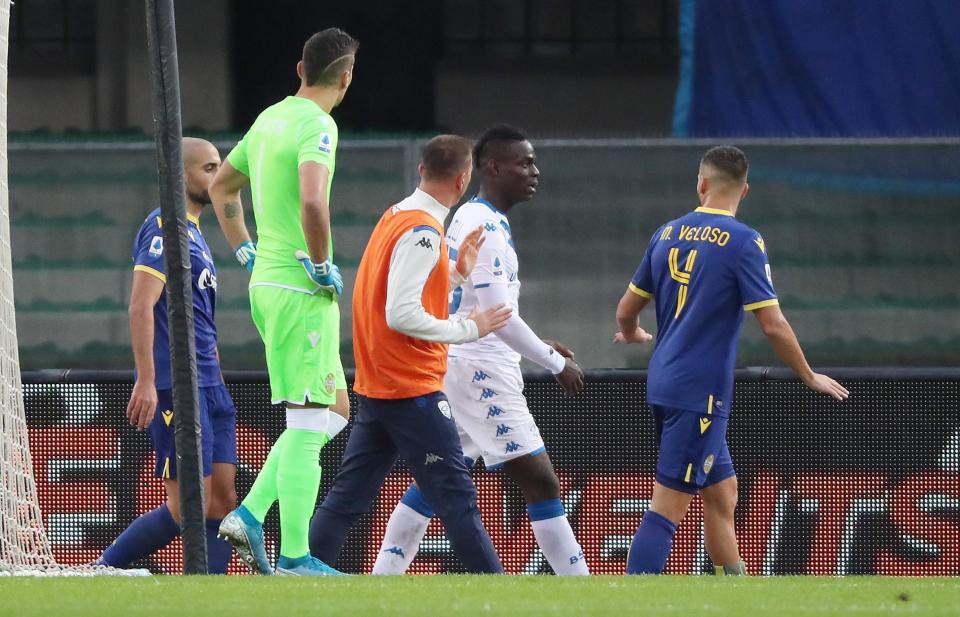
[[480, 388, 498, 401], [425, 452, 444, 465], [504, 441, 522, 454], [495, 424, 512, 436], [324, 372, 336, 394], [472, 370, 490, 383], [704, 454, 715, 474], [486, 406, 504, 418], [438, 400, 452, 420]]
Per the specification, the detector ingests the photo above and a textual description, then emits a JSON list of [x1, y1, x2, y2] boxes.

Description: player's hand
[[803, 373, 849, 401], [554, 357, 585, 397], [543, 339, 576, 360], [295, 250, 343, 296], [455, 226, 486, 278], [469, 303, 512, 338], [234, 240, 256, 273], [127, 379, 158, 431], [613, 327, 654, 344]]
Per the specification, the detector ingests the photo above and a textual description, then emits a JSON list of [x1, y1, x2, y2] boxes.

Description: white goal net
[[0, 0, 143, 576]]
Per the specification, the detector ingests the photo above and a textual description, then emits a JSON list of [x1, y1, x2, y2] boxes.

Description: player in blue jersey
[[96, 138, 238, 573], [614, 146, 848, 575]]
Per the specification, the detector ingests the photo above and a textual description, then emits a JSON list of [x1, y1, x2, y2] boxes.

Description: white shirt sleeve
[[471, 234, 566, 374], [385, 227, 479, 344]]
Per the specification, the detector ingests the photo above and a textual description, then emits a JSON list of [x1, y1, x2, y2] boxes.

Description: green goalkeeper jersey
[[227, 96, 339, 292]]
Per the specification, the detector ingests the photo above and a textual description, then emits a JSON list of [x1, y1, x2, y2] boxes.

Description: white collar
[[396, 188, 449, 226]]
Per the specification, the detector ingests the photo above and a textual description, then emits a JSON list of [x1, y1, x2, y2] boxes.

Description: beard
[[188, 189, 211, 206]]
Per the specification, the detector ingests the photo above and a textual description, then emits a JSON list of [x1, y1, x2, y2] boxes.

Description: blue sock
[[98, 504, 180, 567], [206, 518, 232, 574], [626, 510, 677, 574], [400, 484, 436, 518]]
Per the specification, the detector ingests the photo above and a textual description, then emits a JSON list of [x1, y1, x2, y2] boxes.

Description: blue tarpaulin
[[673, 0, 960, 137]]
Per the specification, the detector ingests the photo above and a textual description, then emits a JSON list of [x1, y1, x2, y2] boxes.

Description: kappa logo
[[425, 452, 444, 465], [700, 417, 712, 434], [504, 441, 522, 454], [161, 409, 173, 427], [472, 370, 490, 383], [479, 388, 498, 400], [149, 236, 164, 257], [484, 222, 497, 232], [416, 236, 433, 250], [383, 546, 405, 558], [486, 405, 504, 418], [318, 133, 332, 153], [495, 424, 512, 436], [308, 332, 321, 348], [438, 400, 452, 419]]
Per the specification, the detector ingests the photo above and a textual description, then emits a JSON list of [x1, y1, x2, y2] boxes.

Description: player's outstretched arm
[[210, 160, 255, 269], [127, 271, 164, 430], [613, 288, 654, 344], [752, 304, 849, 401]]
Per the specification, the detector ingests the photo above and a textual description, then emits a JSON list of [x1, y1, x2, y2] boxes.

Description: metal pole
[[143, 0, 207, 574]]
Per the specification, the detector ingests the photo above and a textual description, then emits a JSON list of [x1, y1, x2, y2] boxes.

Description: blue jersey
[[630, 206, 777, 417], [132, 209, 221, 390]]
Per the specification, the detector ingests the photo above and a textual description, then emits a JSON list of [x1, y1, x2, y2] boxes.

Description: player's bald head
[[699, 146, 749, 193], [182, 137, 218, 168]]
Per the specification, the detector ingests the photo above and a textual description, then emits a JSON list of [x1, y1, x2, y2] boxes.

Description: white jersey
[[447, 197, 522, 366]]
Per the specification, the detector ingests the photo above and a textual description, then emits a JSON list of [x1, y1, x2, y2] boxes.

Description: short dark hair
[[302, 28, 359, 87], [473, 124, 527, 168], [700, 146, 748, 184], [421, 135, 473, 181]]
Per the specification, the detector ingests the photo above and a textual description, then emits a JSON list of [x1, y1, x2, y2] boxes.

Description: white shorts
[[445, 356, 546, 469]]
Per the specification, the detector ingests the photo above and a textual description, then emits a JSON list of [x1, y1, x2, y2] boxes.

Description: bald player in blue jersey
[[614, 146, 848, 575], [97, 138, 238, 573]]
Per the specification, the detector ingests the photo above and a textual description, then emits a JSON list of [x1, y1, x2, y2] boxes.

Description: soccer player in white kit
[[373, 125, 589, 575]]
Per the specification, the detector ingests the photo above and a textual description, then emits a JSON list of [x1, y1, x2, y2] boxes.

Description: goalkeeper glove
[[295, 250, 343, 296], [234, 240, 256, 273]]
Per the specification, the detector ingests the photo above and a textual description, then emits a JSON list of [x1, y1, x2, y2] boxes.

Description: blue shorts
[[651, 404, 736, 494], [149, 384, 238, 479]]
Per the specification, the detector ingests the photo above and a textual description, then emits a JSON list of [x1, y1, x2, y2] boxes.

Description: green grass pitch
[[0, 576, 957, 617]]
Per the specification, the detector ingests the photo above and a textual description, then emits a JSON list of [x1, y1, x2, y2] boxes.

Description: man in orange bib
[[309, 135, 511, 573]]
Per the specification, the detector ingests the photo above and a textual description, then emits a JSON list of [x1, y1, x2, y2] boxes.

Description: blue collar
[[469, 195, 502, 214]]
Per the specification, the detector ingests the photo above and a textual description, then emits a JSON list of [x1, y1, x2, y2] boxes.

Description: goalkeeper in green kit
[[209, 28, 358, 576]]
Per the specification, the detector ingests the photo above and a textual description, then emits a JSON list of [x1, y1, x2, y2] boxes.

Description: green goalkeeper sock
[[240, 430, 289, 522], [276, 428, 330, 559]]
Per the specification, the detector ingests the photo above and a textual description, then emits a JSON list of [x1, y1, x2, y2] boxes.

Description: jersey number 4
[[668, 247, 697, 318]]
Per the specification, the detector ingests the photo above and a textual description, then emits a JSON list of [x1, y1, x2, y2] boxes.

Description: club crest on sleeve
[[438, 400, 452, 419], [318, 133, 332, 153], [703, 454, 715, 474], [324, 372, 337, 394], [149, 236, 164, 257]]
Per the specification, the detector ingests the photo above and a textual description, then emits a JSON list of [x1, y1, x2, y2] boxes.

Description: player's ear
[[418, 162, 426, 179], [341, 68, 353, 90], [697, 174, 708, 196], [296, 60, 304, 81], [740, 182, 750, 201]]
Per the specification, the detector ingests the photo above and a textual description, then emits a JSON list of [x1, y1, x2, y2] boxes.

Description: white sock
[[531, 515, 589, 575], [372, 503, 430, 575]]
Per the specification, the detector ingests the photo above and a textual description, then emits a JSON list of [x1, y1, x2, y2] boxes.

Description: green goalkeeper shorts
[[250, 285, 346, 406]]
